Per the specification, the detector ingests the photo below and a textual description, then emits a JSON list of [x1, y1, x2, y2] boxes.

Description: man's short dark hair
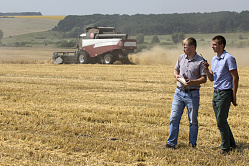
[[212, 35, 226, 48]]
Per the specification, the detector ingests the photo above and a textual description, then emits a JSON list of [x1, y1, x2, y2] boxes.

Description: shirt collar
[[216, 50, 227, 59], [185, 53, 197, 61]]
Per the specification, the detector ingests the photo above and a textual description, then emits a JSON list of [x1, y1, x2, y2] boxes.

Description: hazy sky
[[0, 0, 248, 15]]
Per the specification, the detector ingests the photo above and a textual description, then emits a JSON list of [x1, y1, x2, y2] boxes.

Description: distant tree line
[[0, 12, 42, 16], [53, 11, 249, 37]]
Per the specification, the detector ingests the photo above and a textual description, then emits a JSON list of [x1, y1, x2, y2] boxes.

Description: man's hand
[[202, 61, 210, 69], [202, 61, 214, 82], [184, 79, 191, 87], [232, 93, 238, 106], [175, 75, 181, 81]]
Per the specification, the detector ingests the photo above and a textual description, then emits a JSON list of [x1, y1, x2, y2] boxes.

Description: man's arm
[[173, 70, 180, 81], [230, 69, 239, 106], [202, 61, 214, 81], [185, 61, 207, 85], [185, 75, 207, 86]]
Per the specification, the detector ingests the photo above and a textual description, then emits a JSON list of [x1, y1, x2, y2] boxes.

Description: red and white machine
[[53, 27, 137, 64]]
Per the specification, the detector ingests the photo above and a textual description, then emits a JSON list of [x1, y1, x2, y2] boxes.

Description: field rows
[[0, 17, 60, 38], [0, 64, 248, 165]]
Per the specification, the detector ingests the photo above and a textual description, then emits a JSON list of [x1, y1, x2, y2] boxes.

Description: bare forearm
[[233, 76, 239, 95], [173, 70, 180, 79], [205, 68, 214, 81], [230, 69, 239, 106], [190, 76, 207, 84]]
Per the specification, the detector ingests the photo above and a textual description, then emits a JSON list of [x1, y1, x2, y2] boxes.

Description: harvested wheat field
[[0, 63, 248, 165], [0, 46, 249, 165]]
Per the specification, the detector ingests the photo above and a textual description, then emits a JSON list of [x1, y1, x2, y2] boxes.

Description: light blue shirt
[[211, 50, 237, 90]]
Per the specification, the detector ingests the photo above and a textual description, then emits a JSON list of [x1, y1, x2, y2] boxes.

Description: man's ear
[[221, 43, 225, 49]]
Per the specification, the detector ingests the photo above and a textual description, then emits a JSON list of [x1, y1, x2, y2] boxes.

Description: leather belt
[[177, 86, 199, 93], [214, 89, 232, 93]]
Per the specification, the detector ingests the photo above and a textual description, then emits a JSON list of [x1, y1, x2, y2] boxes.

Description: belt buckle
[[185, 88, 190, 92], [177, 86, 190, 92]]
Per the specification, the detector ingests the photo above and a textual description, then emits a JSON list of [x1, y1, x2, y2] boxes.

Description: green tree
[[136, 33, 145, 44], [151, 35, 160, 44], [171, 32, 186, 44], [171, 33, 179, 44], [14, 42, 26, 47], [56, 40, 76, 48], [65, 27, 84, 38], [53, 12, 249, 35], [136, 44, 147, 53], [178, 32, 186, 41]]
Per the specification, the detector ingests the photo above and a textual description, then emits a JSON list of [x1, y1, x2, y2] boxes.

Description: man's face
[[183, 43, 192, 55], [212, 39, 223, 53]]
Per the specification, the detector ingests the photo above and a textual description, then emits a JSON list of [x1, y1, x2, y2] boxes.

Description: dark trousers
[[212, 90, 236, 150]]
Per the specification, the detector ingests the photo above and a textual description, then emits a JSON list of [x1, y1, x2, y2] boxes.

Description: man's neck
[[217, 50, 225, 57], [187, 52, 196, 59]]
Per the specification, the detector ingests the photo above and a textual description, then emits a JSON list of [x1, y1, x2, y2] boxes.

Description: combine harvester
[[52, 27, 137, 64]]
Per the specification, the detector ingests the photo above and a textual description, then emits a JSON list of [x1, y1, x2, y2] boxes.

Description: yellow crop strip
[[13, 15, 66, 20]]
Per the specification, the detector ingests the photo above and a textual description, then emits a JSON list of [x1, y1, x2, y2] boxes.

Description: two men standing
[[166, 36, 239, 155]]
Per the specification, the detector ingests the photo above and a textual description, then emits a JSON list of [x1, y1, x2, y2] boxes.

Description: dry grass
[[0, 46, 248, 165], [0, 18, 60, 38], [0, 47, 74, 63], [0, 60, 248, 165]]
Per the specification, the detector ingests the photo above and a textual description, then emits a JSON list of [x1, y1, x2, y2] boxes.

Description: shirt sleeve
[[200, 61, 207, 75], [226, 56, 237, 71], [174, 57, 180, 72]]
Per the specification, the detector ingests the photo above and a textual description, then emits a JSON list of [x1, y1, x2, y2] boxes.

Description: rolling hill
[[0, 16, 64, 38]]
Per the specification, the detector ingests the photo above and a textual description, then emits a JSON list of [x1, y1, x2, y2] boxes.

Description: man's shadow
[[235, 142, 249, 153]]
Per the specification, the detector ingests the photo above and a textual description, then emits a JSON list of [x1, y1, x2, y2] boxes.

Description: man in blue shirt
[[203, 35, 239, 155]]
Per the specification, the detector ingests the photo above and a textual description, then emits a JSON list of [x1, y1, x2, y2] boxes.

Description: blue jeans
[[167, 88, 200, 146]]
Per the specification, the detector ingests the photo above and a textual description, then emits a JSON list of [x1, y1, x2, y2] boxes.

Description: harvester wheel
[[78, 51, 89, 64], [103, 54, 114, 64]]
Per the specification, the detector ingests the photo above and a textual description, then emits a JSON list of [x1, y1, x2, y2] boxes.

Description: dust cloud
[[128, 45, 249, 67], [227, 48, 249, 67], [128, 46, 179, 65], [194, 47, 249, 67]]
